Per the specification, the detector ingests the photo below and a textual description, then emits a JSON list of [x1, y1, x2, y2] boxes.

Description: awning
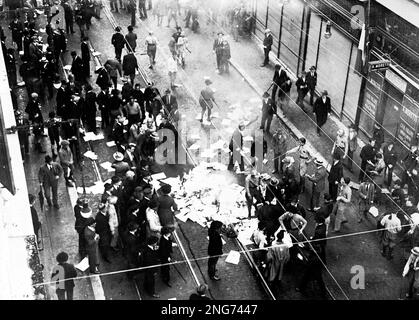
[[375, 0, 419, 29]]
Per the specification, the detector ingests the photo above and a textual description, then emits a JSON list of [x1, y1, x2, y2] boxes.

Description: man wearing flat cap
[[51, 251, 77, 300], [213, 32, 224, 73], [261, 29, 273, 67]]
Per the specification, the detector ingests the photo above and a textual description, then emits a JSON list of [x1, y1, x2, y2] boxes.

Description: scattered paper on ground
[[100, 161, 115, 172], [151, 172, 167, 180], [75, 257, 89, 272], [106, 141, 116, 147], [83, 150, 98, 160], [225, 250, 240, 265]]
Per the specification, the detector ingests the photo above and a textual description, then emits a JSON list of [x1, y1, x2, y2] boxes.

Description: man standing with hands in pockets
[[38, 155, 63, 209]]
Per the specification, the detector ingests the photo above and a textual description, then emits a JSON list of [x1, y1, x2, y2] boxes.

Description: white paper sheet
[[225, 250, 240, 265], [83, 151, 98, 160], [221, 119, 232, 126], [151, 172, 167, 180], [175, 212, 189, 223], [106, 141, 116, 147], [95, 116, 102, 122], [75, 257, 89, 272], [100, 161, 115, 172], [243, 135, 254, 142]]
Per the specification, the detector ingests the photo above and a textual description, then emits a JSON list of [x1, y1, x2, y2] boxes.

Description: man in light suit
[[307, 158, 327, 211], [38, 155, 63, 209]]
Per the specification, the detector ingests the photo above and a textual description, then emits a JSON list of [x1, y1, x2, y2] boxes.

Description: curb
[[67, 185, 106, 300]]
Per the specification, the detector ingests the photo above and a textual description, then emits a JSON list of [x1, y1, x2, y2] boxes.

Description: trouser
[[316, 120, 323, 135], [383, 164, 393, 187], [185, 10, 191, 27], [220, 59, 229, 74], [200, 106, 211, 121], [147, 47, 156, 64], [309, 88, 315, 106], [110, 229, 119, 248], [406, 270, 417, 298], [111, 76, 118, 89], [161, 264, 170, 283], [13, 37, 23, 52], [56, 287, 74, 300], [333, 204, 347, 231], [271, 84, 279, 103], [78, 232, 87, 257], [260, 113, 273, 133], [329, 183, 338, 201], [43, 182, 59, 206], [83, 60, 90, 78], [131, 9, 136, 26], [128, 114, 141, 127], [359, 160, 367, 182], [99, 243, 110, 260], [273, 151, 284, 173], [65, 19, 74, 34], [299, 265, 327, 298], [139, 2, 147, 18], [101, 108, 110, 128], [62, 164, 74, 183], [347, 150, 354, 171], [296, 90, 307, 111], [7, 70, 17, 87], [215, 53, 222, 70], [311, 187, 321, 210], [110, 0, 118, 11], [263, 48, 270, 65], [128, 73, 135, 85], [208, 256, 219, 278], [19, 135, 30, 156], [278, 94, 290, 113], [115, 47, 123, 61], [300, 175, 306, 193], [228, 154, 244, 172], [144, 270, 156, 295], [245, 191, 262, 218]]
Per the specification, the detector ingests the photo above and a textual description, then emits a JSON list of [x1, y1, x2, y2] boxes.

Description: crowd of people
[[2, 0, 419, 301]]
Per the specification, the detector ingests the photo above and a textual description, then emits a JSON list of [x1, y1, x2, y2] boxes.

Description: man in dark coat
[[161, 88, 178, 115], [70, 51, 84, 84], [359, 139, 377, 182], [123, 222, 142, 277], [83, 84, 97, 133], [15, 110, 30, 157], [372, 123, 384, 151], [213, 32, 224, 73], [9, 15, 23, 52], [51, 252, 77, 300], [111, 26, 125, 62], [143, 236, 161, 298], [38, 155, 63, 208], [95, 203, 111, 263], [159, 226, 174, 286], [313, 90, 331, 136], [29, 194, 41, 241], [328, 153, 343, 201], [81, 36, 91, 79], [295, 71, 309, 112], [122, 52, 138, 85], [271, 64, 288, 104], [97, 88, 110, 129], [306, 66, 317, 106], [95, 66, 111, 90], [25, 92, 45, 153], [261, 28, 273, 67], [63, 0, 75, 34], [208, 220, 223, 281], [297, 247, 327, 299], [260, 91, 276, 134]]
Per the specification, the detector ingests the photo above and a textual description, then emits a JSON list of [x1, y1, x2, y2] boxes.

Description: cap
[[147, 236, 159, 245], [126, 170, 135, 178], [60, 140, 70, 146], [113, 152, 124, 161], [321, 90, 328, 96], [160, 184, 172, 195], [165, 88, 171, 94], [31, 92, 38, 99], [314, 158, 323, 166], [411, 247, 419, 256], [309, 66, 316, 71], [204, 77, 212, 85], [263, 91, 270, 98], [265, 28, 271, 33]]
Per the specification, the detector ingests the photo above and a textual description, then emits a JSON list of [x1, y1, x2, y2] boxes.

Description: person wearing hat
[[58, 139, 75, 187], [25, 92, 46, 153], [213, 32, 224, 73], [208, 220, 223, 281], [112, 151, 130, 178], [105, 195, 120, 252], [51, 252, 77, 300], [332, 177, 352, 233], [189, 284, 211, 300], [295, 71, 309, 112], [219, 36, 231, 75], [228, 122, 246, 172], [84, 217, 100, 274], [111, 27, 125, 62], [261, 28, 273, 67], [331, 128, 348, 160], [70, 50, 84, 84], [313, 90, 331, 136], [199, 77, 216, 123], [402, 247, 419, 299], [382, 141, 398, 187], [357, 174, 375, 223], [306, 66, 318, 106], [157, 184, 178, 228], [38, 155, 63, 209], [145, 30, 158, 69], [95, 203, 112, 263], [142, 235, 160, 298], [328, 152, 343, 201], [272, 129, 287, 174], [260, 91, 276, 134], [161, 88, 178, 116], [122, 51, 138, 85], [159, 226, 174, 287], [112, 114, 129, 153], [9, 15, 24, 52], [81, 36, 91, 79], [307, 158, 327, 211], [176, 30, 189, 69], [5, 47, 17, 88], [244, 169, 263, 218], [379, 211, 401, 260], [62, 0, 75, 35], [264, 177, 282, 206], [14, 109, 30, 157], [83, 84, 98, 133], [104, 58, 123, 91]]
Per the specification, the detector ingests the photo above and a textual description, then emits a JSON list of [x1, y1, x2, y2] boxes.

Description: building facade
[[251, 0, 419, 157]]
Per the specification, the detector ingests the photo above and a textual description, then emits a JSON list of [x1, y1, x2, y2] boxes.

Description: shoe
[[358, 219, 362, 223], [152, 293, 160, 298], [54, 204, 60, 209], [210, 276, 221, 281]]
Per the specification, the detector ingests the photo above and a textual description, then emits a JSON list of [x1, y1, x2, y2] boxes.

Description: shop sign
[[368, 72, 384, 97], [369, 60, 390, 72], [385, 69, 407, 93], [398, 122, 415, 147], [400, 97, 419, 130], [363, 89, 379, 116]]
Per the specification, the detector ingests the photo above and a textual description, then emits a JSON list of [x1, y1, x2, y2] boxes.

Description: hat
[[115, 26, 121, 32], [81, 203, 92, 218], [165, 88, 171, 94], [204, 77, 212, 85], [314, 158, 323, 166], [40, 56, 47, 62], [147, 236, 159, 246], [337, 129, 344, 136], [265, 28, 271, 33], [127, 221, 139, 232], [143, 187, 152, 195], [113, 152, 124, 161], [121, 77, 128, 82], [321, 90, 328, 96], [128, 143, 136, 148], [45, 155, 52, 163], [56, 252, 69, 263], [309, 66, 316, 71], [238, 121, 246, 128], [126, 170, 135, 178], [161, 226, 174, 235], [53, 81, 62, 89], [60, 140, 70, 146], [197, 284, 208, 295], [217, 31, 224, 35], [269, 177, 279, 186], [411, 247, 419, 256], [31, 92, 38, 99], [160, 184, 172, 195], [150, 132, 160, 141], [98, 203, 106, 211], [263, 91, 270, 98]]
